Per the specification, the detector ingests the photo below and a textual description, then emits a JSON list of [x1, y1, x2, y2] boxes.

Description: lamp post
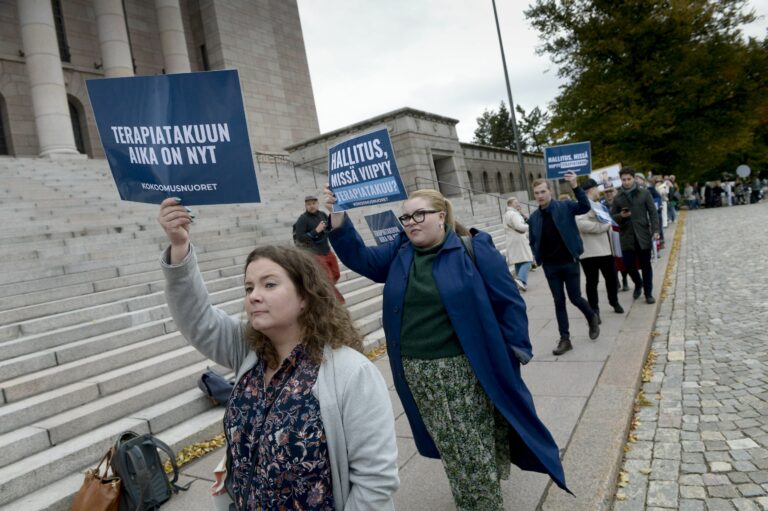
[[491, 0, 529, 199]]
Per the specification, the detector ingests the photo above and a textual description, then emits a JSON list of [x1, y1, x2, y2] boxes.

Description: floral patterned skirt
[[402, 355, 510, 511]]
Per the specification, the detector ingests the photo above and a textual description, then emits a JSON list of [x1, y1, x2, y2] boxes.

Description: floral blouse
[[224, 344, 334, 510]]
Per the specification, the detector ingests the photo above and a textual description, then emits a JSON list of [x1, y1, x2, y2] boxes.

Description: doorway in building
[[0, 93, 10, 155], [432, 153, 460, 197], [68, 96, 88, 155]]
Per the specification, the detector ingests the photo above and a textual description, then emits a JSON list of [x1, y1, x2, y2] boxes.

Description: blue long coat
[[329, 216, 569, 492]]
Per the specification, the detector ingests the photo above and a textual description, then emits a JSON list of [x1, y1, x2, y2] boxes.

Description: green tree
[[515, 105, 554, 153], [473, 101, 516, 149], [525, 0, 768, 181], [473, 101, 553, 153]]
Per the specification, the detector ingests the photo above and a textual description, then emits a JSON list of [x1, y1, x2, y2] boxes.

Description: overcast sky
[[297, 1, 768, 143]]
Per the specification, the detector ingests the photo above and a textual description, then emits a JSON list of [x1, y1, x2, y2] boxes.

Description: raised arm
[[158, 199, 249, 370], [323, 185, 401, 283]]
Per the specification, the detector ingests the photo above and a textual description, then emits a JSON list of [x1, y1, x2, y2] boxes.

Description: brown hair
[[619, 166, 635, 178], [532, 178, 550, 190], [242, 245, 363, 369], [409, 189, 470, 236]]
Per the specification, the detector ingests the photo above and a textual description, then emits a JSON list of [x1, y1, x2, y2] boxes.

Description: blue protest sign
[[86, 70, 260, 205], [328, 128, 407, 211], [544, 141, 592, 179], [364, 210, 404, 245]]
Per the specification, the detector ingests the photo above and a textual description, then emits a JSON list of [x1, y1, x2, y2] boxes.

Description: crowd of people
[[154, 166, 763, 510], [683, 177, 767, 209]]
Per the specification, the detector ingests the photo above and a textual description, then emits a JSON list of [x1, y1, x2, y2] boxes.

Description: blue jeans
[[543, 261, 595, 339], [514, 261, 531, 285]]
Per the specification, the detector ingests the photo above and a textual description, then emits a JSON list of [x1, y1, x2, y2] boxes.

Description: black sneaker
[[613, 303, 625, 313], [552, 338, 573, 355], [646, 296, 656, 304], [588, 314, 600, 339], [633, 287, 642, 299], [621, 283, 630, 292]]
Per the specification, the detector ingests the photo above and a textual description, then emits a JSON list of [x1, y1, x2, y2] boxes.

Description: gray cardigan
[[161, 245, 399, 510]]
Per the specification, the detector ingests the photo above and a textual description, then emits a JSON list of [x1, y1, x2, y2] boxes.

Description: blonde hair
[[408, 189, 469, 236], [507, 197, 520, 207], [242, 245, 363, 369], [532, 178, 550, 190]]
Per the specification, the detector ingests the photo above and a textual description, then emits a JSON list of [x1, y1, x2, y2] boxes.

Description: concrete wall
[[461, 143, 546, 196]]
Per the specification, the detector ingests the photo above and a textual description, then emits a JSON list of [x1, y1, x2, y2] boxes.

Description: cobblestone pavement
[[613, 202, 768, 511]]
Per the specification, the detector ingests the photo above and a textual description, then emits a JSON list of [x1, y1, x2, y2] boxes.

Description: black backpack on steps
[[110, 431, 189, 510]]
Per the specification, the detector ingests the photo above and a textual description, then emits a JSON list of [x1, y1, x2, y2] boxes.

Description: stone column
[[17, 0, 78, 157], [94, 0, 134, 77], [155, 0, 191, 73]]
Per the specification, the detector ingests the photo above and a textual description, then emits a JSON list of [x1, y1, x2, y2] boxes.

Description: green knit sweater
[[400, 233, 464, 359]]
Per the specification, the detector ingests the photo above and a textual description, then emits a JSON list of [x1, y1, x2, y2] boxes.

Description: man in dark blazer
[[528, 170, 600, 356], [611, 167, 660, 304]]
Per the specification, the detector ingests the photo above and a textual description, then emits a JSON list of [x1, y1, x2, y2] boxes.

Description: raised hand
[[157, 197, 193, 264]]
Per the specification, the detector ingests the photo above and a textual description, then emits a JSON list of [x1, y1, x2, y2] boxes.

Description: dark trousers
[[622, 248, 653, 298], [543, 261, 595, 339], [579, 255, 619, 314]]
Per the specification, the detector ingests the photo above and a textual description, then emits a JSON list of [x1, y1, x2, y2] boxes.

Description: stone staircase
[[0, 156, 507, 510]]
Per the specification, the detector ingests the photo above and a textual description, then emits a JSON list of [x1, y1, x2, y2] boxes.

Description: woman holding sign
[[324, 187, 568, 510], [156, 198, 398, 510]]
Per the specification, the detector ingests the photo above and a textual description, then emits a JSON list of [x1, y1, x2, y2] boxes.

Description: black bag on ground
[[110, 431, 188, 511], [197, 368, 234, 406]]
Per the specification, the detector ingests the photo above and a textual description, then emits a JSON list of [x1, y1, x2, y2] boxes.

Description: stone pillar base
[[41, 151, 88, 160]]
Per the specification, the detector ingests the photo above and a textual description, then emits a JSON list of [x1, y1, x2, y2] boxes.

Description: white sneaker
[[515, 278, 527, 292]]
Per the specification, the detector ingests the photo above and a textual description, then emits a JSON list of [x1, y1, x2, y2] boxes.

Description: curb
[[540, 218, 684, 510]]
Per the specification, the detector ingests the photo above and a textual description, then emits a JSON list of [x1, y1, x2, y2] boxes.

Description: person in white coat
[[503, 197, 534, 291], [575, 179, 624, 321]]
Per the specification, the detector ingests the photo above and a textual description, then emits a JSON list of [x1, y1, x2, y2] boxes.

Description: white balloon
[[736, 164, 751, 178]]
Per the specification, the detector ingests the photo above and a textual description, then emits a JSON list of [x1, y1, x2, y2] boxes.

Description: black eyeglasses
[[398, 209, 440, 225]]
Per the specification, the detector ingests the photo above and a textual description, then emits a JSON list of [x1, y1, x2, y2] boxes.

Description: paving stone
[[681, 463, 707, 474], [649, 459, 679, 481], [678, 499, 705, 511], [732, 498, 760, 511], [728, 472, 752, 484], [733, 460, 758, 472], [654, 442, 681, 460], [705, 498, 737, 511], [646, 481, 678, 508], [738, 483, 766, 497], [680, 485, 707, 499], [708, 485, 740, 498], [729, 438, 760, 450], [703, 473, 731, 486], [679, 474, 703, 485]]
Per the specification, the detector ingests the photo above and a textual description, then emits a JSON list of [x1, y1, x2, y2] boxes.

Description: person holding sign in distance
[[156, 198, 398, 511], [324, 186, 569, 510]]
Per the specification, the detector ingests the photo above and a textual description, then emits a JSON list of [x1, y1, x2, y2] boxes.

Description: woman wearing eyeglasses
[[323, 187, 568, 510]]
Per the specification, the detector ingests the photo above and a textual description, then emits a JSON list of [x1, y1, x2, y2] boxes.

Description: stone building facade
[[286, 107, 546, 199], [0, 0, 319, 158]]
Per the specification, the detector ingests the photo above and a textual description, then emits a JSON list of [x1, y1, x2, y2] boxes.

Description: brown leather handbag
[[70, 447, 121, 511]]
